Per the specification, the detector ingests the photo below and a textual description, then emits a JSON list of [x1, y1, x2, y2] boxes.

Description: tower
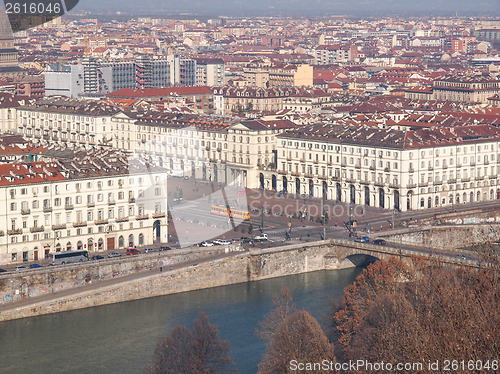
[[0, 6, 24, 79]]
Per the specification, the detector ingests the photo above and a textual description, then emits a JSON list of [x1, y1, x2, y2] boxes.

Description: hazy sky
[[76, 0, 500, 17]]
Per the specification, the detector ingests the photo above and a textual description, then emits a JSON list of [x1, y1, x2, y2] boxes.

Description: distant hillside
[[76, 0, 499, 17]]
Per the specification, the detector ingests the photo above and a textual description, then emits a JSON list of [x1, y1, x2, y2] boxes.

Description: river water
[[0, 268, 362, 374]]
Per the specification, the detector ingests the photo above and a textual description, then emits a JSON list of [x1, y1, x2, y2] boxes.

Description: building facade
[[259, 124, 500, 212], [0, 150, 168, 265]]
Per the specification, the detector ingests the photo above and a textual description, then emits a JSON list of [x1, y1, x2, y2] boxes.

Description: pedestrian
[[160, 266, 163, 272]]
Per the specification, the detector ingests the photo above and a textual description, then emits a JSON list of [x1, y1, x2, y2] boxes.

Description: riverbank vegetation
[[144, 252, 499, 374], [330, 255, 500, 373]]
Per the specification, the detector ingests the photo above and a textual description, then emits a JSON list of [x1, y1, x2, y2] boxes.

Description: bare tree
[[331, 257, 500, 373], [258, 310, 336, 374], [143, 312, 236, 374], [256, 287, 297, 340]]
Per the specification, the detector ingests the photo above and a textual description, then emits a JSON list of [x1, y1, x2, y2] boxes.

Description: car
[[16, 266, 28, 271], [29, 264, 42, 269], [254, 233, 268, 241], [91, 255, 104, 260], [173, 197, 183, 202], [213, 239, 231, 245], [200, 241, 214, 247], [159, 246, 172, 251], [231, 238, 242, 243], [360, 236, 370, 242], [277, 190, 288, 197], [0, 268, 7, 273], [126, 248, 141, 255], [457, 254, 467, 260], [108, 252, 122, 258], [372, 239, 386, 245], [144, 248, 156, 253], [354, 237, 363, 242]]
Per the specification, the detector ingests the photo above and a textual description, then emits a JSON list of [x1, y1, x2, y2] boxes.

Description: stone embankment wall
[[0, 241, 333, 322], [381, 224, 500, 250], [0, 247, 225, 305]]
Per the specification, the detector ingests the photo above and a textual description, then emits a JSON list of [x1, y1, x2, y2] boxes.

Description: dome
[[0, 7, 13, 40]]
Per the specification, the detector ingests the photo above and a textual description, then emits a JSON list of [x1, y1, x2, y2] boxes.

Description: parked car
[[213, 239, 231, 245], [254, 233, 268, 241], [126, 248, 141, 255], [0, 268, 7, 273], [29, 264, 42, 268], [16, 266, 28, 271], [144, 248, 156, 253], [200, 241, 214, 247], [91, 255, 104, 260], [159, 246, 172, 251], [457, 254, 467, 260], [372, 239, 386, 245], [108, 252, 121, 258]]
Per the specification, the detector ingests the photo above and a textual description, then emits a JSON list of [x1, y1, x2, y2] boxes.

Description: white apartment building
[[195, 57, 225, 86], [0, 150, 168, 265], [260, 124, 500, 212], [13, 98, 500, 213], [16, 98, 120, 147], [111, 112, 296, 188]]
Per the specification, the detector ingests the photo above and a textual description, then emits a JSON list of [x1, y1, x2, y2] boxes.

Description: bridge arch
[[340, 253, 380, 268]]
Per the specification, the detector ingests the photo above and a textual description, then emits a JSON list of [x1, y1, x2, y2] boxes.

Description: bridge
[[322, 238, 480, 269]]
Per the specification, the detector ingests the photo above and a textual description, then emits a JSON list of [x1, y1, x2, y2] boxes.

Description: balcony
[[369, 166, 376, 171], [136, 214, 149, 220], [73, 221, 87, 228], [448, 179, 456, 184], [108, 199, 116, 205], [409, 168, 415, 173], [95, 219, 109, 225], [428, 167, 433, 171], [153, 212, 166, 218], [129, 198, 136, 204], [87, 202, 95, 208], [52, 224, 66, 230], [384, 167, 390, 173], [21, 209, 31, 215], [30, 226, 45, 233], [8, 229, 22, 235], [116, 217, 129, 223], [65, 204, 74, 210], [43, 207, 53, 213]]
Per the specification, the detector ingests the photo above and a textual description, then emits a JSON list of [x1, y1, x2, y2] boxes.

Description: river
[[0, 268, 362, 374]]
